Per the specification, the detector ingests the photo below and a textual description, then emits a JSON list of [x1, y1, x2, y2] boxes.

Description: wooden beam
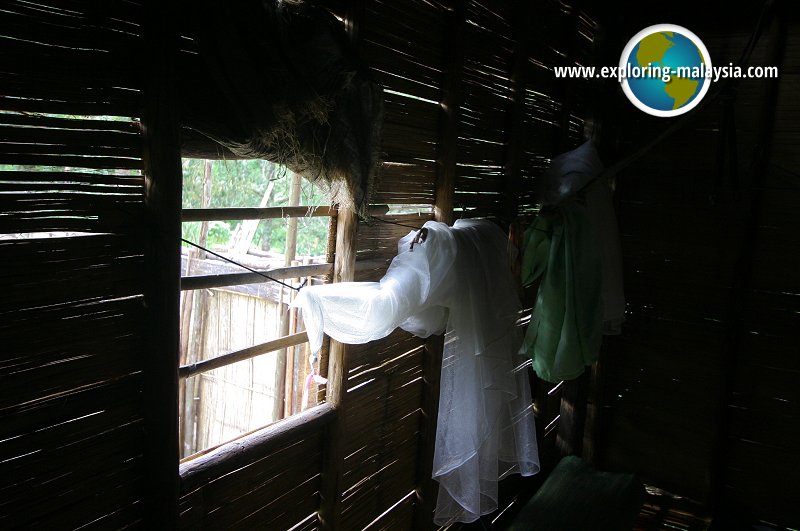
[[181, 204, 389, 222], [432, 1, 464, 227], [179, 331, 309, 379], [179, 402, 336, 492], [141, 0, 181, 526], [319, 206, 359, 531], [180, 258, 388, 291], [182, 205, 334, 221], [319, 1, 365, 527]]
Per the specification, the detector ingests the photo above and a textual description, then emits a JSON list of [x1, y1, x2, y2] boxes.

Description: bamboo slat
[[182, 203, 389, 222], [0, 152, 142, 170], [0, 125, 141, 151], [181, 263, 332, 291], [179, 332, 309, 379], [182, 205, 336, 222], [1, 0, 148, 525], [0, 95, 139, 117]]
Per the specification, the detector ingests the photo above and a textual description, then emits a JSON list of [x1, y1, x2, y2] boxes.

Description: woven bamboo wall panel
[[452, 0, 513, 218], [0, 0, 149, 528], [0, 1, 144, 116], [0, 235, 144, 314], [720, 23, 800, 525], [0, 375, 146, 528], [600, 21, 800, 526], [361, 0, 447, 206], [335, 330, 424, 531], [179, 431, 323, 530]]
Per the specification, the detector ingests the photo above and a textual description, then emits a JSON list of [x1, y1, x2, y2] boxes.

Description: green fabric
[[520, 201, 602, 382], [507, 456, 645, 531]]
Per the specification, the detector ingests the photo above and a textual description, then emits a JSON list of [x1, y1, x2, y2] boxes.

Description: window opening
[[178, 158, 331, 460]]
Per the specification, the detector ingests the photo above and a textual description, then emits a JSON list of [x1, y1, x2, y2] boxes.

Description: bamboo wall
[[12, 1, 797, 531], [0, 0, 182, 528], [0, 0, 601, 528], [596, 6, 800, 528], [176, 0, 601, 529]]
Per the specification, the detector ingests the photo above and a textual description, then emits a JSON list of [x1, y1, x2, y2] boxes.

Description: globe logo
[[620, 24, 712, 117]]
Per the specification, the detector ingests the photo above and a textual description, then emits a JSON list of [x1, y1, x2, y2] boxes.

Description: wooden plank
[[179, 402, 335, 492], [319, 1, 366, 527], [181, 262, 333, 291], [182, 205, 336, 221], [181, 203, 389, 221], [180, 258, 389, 291], [179, 331, 309, 379]]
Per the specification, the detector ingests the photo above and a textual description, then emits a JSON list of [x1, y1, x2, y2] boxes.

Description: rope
[[369, 215, 425, 230], [181, 238, 306, 292]]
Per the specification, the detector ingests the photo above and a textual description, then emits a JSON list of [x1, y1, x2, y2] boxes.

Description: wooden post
[[141, 0, 181, 525], [180, 159, 213, 457], [432, 0, 464, 228], [284, 171, 302, 266], [276, 171, 303, 419], [556, 369, 590, 458], [319, 0, 365, 526], [319, 206, 358, 531]]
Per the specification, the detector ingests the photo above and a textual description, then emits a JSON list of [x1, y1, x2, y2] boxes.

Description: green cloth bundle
[[520, 200, 603, 383], [507, 456, 645, 531]]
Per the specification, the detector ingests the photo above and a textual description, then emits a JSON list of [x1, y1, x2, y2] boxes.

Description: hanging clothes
[[520, 140, 625, 383], [294, 218, 540, 525]]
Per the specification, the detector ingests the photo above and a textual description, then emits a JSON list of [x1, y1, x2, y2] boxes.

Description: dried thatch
[[181, 0, 383, 218]]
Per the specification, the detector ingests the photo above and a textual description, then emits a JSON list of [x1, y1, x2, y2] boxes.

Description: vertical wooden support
[[141, 0, 181, 526], [432, 0, 465, 228], [556, 369, 590, 458], [413, 2, 465, 529], [318, 207, 359, 531], [583, 337, 611, 467], [319, 1, 365, 528]]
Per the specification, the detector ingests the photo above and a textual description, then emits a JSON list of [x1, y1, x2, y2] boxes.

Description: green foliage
[[181, 159, 329, 257]]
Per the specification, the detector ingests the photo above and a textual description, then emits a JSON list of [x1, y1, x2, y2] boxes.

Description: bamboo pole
[[181, 204, 389, 222], [179, 332, 309, 379], [318, 2, 368, 526]]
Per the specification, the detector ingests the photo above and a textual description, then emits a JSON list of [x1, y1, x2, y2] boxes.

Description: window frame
[[175, 160, 389, 464], [176, 162, 335, 461]]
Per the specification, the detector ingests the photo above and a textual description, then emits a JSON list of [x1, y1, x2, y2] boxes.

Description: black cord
[[369, 215, 426, 230], [181, 238, 306, 292]]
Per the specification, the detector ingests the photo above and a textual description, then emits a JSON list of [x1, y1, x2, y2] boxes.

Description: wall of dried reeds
[[0, 0, 618, 529], [594, 6, 800, 528], [175, 1, 601, 530], [0, 0, 182, 528]]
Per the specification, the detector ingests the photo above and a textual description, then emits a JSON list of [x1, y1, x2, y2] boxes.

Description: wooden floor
[[634, 486, 711, 531]]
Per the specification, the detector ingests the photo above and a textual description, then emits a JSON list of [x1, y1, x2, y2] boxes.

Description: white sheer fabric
[[294, 219, 539, 525]]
